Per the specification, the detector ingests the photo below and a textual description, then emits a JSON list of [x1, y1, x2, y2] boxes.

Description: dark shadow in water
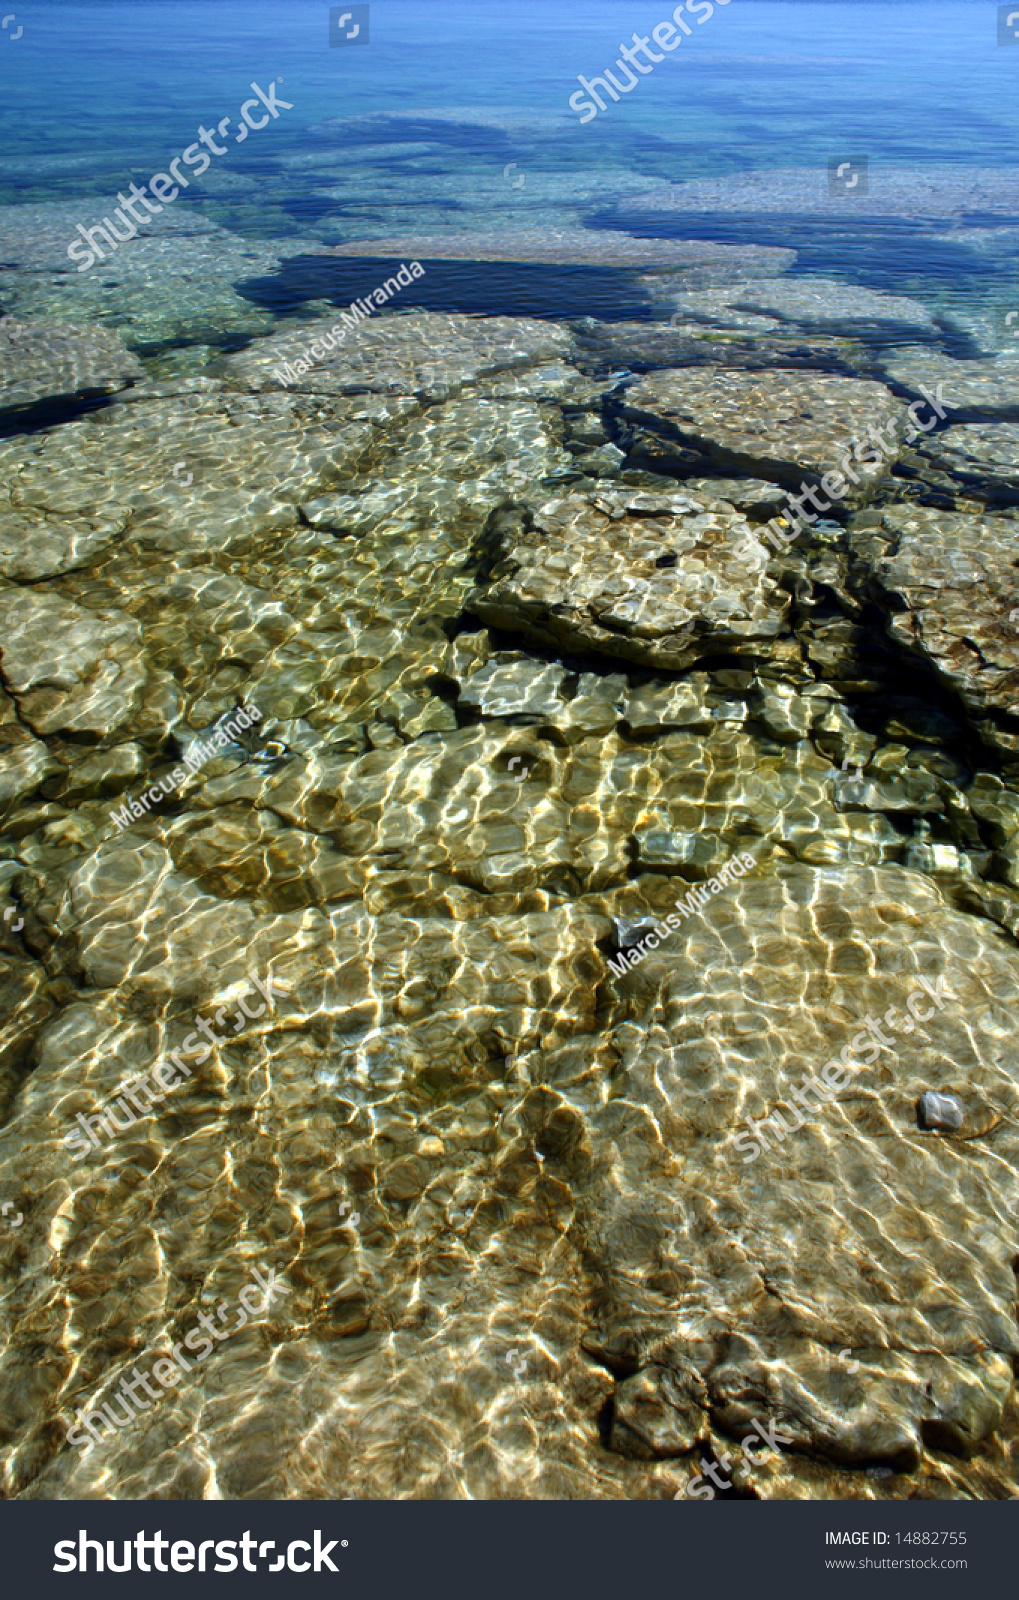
[[0, 389, 120, 441], [236, 256, 655, 323]]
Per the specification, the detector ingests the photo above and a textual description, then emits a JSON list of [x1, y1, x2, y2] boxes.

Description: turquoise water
[[7, 2, 1018, 170], [4, 1, 1019, 320]]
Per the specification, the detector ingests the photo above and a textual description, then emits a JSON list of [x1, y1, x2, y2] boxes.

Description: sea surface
[[1, 0, 1019, 1504]]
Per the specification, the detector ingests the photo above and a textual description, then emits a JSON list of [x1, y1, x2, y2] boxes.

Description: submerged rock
[[0, 202, 302, 347], [458, 659, 568, 719], [580, 860, 1019, 1472], [848, 505, 1019, 748], [612, 914, 664, 951], [0, 506, 129, 582], [756, 681, 812, 743], [620, 165, 1019, 223], [0, 317, 142, 413], [572, 318, 852, 377], [322, 230, 794, 274], [878, 349, 1019, 420], [453, 655, 628, 745], [0, 588, 149, 737], [0, 384, 383, 560], [300, 397, 572, 537], [922, 423, 1019, 503], [621, 678, 714, 735], [2, 294, 1019, 1504], [610, 1365, 709, 1459], [918, 1091, 965, 1132], [0, 729, 65, 812], [903, 819, 962, 876], [655, 275, 939, 341], [467, 486, 789, 671], [223, 310, 576, 402], [622, 368, 908, 501]]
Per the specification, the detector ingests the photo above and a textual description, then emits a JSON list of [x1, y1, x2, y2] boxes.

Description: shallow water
[[2, 0, 1019, 1505]]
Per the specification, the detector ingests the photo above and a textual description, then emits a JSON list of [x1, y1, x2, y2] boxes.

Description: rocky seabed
[[2, 265, 1019, 1501]]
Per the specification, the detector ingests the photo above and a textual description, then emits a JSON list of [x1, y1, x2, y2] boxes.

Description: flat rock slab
[[579, 860, 1019, 1469], [848, 505, 1019, 734], [0, 386, 384, 561], [0, 318, 142, 412], [922, 423, 1019, 502], [467, 487, 789, 671], [571, 319, 851, 375], [661, 277, 938, 340], [879, 349, 1019, 419], [620, 165, 1019, 221], [223, 310, 574, 402], [299, 396, 572, 538], [322, 231, 795, 274], [623, 368, 908, 501], [0, 588, 148, 736]]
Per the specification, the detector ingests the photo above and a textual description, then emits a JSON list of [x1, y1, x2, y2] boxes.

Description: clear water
[[4, 1, 1019, 324], [4, 0, 1019, 1510]]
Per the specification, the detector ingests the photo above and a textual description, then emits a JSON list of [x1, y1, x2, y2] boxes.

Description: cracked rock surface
[[3, 293, 1019, 1505], [659, 276, 939, 342], [848, 505, 1019, 748], [468, 487, 788, 671], [622, 368, 908, 500], [921, 423, 1019, 504], [877, 349, 1019, 420]]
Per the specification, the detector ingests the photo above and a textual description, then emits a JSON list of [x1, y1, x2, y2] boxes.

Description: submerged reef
[[3, 240, 1019, 1503]]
